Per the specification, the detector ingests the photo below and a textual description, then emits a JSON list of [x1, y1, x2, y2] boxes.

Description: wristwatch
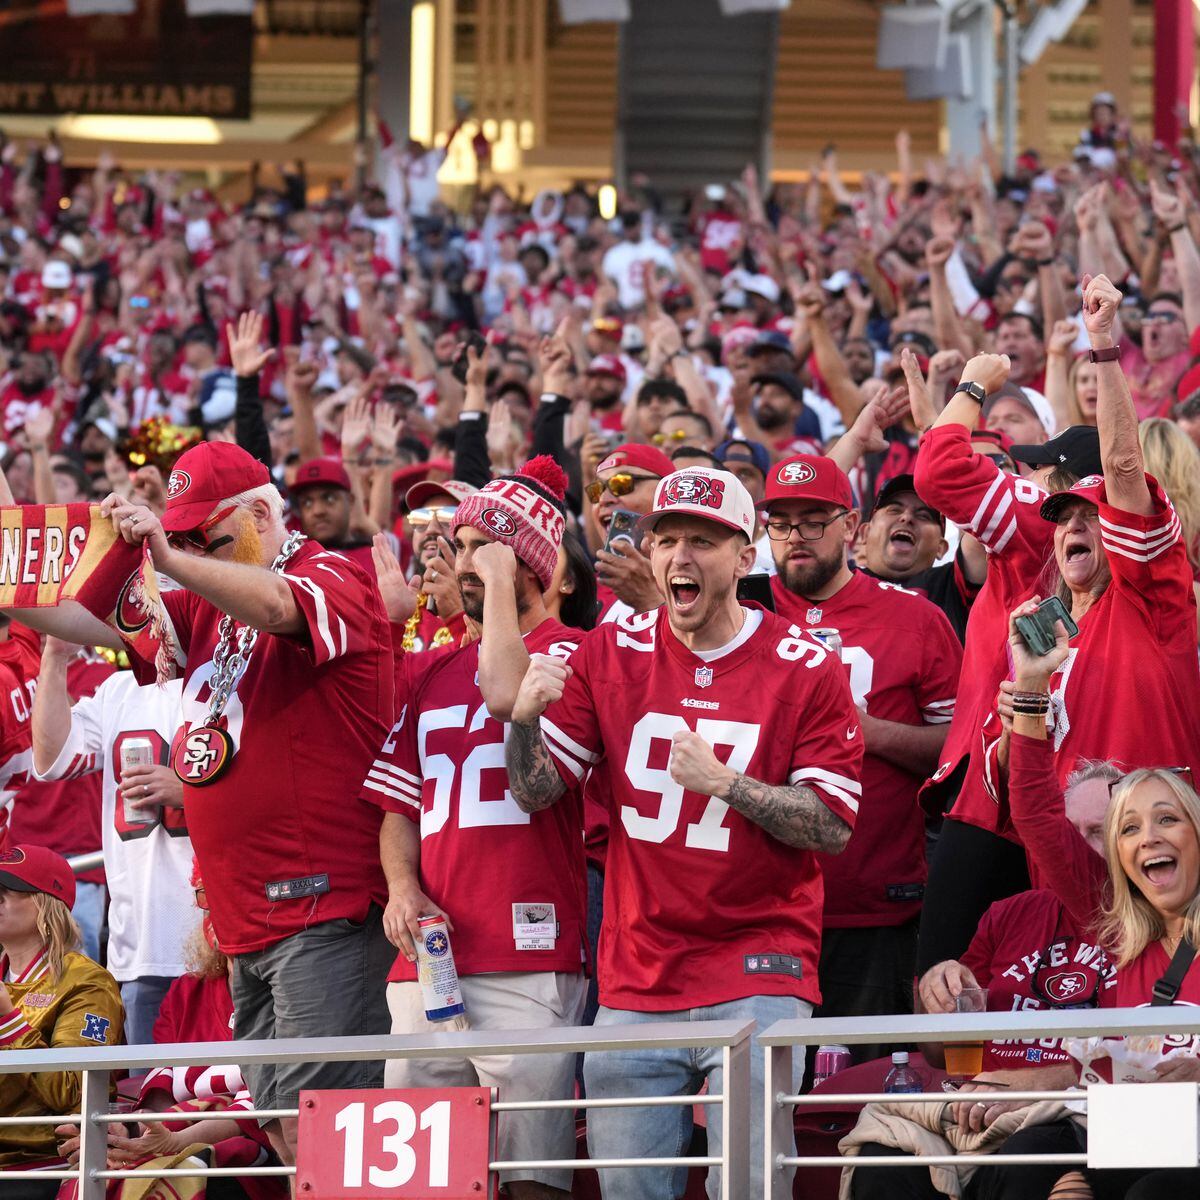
[[953, 380, 987, 404], [1089, 345, 1121, 363]]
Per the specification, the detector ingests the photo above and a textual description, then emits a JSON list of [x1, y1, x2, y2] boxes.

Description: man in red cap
[[504, 464, 862, 1199], [762, 454, 962, 1051], [288, 457, 377, 576], [15, 439, 394, 1167], [586, 443, 674, 622]]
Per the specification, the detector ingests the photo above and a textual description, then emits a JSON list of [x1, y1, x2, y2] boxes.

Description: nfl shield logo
[[695, 666, 713, 688], [805, 607, 822, 624]]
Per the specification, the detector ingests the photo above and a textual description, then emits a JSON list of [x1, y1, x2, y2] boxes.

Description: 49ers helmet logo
[[662, 474, 725, 510], [777, 461, 816, 486], [172, 725, 234, 787], [479, 507, 518, 537], [167, 470, 192, 498], [0, 849, 26, 865], [1041, 970, 1089, 1004]]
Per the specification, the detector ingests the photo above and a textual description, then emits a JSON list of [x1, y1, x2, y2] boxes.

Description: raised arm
[[1151, 179, 1200, 335], [1080, 273, 1152, 515], [30, 638, 75, 774], [474, 543, 530, 723]]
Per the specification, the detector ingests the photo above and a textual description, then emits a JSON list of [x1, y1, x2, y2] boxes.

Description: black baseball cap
[[1009, 425, 1102, 478], [873, 474, 945, 528]]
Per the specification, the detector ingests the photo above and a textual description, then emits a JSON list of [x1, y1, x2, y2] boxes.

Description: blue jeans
[[121, 975, 177, 1046], [71, 881, 105, 964], [583, 994, 811, 1200]]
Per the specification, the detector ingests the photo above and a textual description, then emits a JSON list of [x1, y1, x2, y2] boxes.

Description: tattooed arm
[[505, 718, 567, 813], [668, 729, 852, 852]]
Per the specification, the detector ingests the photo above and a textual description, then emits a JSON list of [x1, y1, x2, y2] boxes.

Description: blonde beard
[[231, 512, 265, 565]]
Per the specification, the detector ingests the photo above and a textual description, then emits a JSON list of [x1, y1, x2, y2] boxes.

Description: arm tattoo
[[723, 776, 851, 852], [505, 718, 567, 813]]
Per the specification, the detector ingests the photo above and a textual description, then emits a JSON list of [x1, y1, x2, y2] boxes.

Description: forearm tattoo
[[723, 776, 851, 852], [505, 719, 567, 812]]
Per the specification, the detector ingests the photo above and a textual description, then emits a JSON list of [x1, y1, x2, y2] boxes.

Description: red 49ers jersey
[[133, 541, 393, 955], [540, 604, 863, 1011], [362, 618, 587, 981], [773, 571, 962, 927], [1045, 478, 1200, 786], [913, 424, 1051, 838]]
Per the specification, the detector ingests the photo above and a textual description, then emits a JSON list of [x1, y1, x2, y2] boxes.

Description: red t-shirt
[[142, 541, 393, 954], [362, 618, 586, 980], [1043, 478, 1200, 786], [773, 571, 962, 927], [540, 605, 863, 1010], [0, 623, 42, 703], [1116, 942, 1200, 1010], [914, 424, 1052, 838], [963, 888, 1116, 1070]]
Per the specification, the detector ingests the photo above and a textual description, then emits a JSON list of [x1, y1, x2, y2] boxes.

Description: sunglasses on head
[[166, 504, 238, 554], [1107, 765, 1194, 797], [586, 472, 658, 504], [407, 505, 458, 528]]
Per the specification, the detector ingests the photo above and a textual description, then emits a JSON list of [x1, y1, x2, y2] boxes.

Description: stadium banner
[[0, 503, 168, 673], [0, 0, 253, 118]]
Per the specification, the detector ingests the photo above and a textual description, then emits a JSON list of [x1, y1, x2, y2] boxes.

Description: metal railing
[[761, 1006, 1200, 1199], [0, 1019, 754, 1200], [66, 851, 103, 876]]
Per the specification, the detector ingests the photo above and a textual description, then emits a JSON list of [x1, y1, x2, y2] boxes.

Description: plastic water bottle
[[883, 1050, 922, 1093]]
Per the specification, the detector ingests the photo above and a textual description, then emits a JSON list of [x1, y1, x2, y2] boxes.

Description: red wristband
[[1089, 345, 1121, 363]]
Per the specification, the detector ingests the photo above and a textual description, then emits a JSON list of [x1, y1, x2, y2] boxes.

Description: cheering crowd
[[2, 93, 1200, 1199]]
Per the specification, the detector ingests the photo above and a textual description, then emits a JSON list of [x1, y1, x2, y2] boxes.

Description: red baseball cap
[[597, 443, 675, 479], [759, 454, 854, 511], [291, 458, 352, 494], [165, 442, 270, 532], [587, 354, 627, 384], [1040, 473, 1105, 523], [0, 845, 76, 909], [971, 428, 1015, 453], [405, 478, 477, 510]]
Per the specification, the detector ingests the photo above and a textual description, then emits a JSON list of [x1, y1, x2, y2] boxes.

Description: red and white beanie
[[453, 455, 569, 590]]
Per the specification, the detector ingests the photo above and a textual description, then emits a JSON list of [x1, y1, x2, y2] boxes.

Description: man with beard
[[0, 351, 56, 439], [11, 440, 394, 1169], [764, 454, 961, 1048], [584, 355, 628, 433], [361, 457, 586, 1200], [732, 368, 826, 459], [504, 466, 863, 1199]]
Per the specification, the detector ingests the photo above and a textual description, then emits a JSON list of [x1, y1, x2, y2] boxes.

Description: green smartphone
[[1015, 596, 1079, 657]]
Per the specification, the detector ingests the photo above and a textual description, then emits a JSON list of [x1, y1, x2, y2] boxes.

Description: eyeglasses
[[1144, 311, 1182, 325], [167, 504, 238, 554], [1107, 765, 1194, 797], [764, 510, 850, 541], [982, 453, 1016, 473], [407, 505, 458, 528], [585, 472, 659, 504], [653, 429, 689, 445]]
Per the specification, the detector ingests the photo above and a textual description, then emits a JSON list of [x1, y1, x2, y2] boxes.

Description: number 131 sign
[[297, 1088, 493, 1199]]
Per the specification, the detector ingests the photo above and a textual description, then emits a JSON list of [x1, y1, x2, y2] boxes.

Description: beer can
[[809, 627, 843, 658], [415, 914, 467, 1022], [119, 737, 158, 826], [812, 1044, 853, 1087]]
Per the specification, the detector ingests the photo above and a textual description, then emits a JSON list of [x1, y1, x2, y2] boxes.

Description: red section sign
[[297, 1088, 493, 1200]]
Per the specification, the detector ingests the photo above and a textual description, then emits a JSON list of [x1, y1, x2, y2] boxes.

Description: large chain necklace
[[172, 530, 306, 787]]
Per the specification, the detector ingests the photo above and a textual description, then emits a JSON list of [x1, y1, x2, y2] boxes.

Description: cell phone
[[736, 572, 776, 612], [1014, 596, 1078, 658], [451, 332, 488, 385], [603, 509, 644, 554]]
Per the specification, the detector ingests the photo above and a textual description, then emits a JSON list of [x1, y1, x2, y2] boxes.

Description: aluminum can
[[812, 1044, 853, 1087], [415, 914, 467, 1021], [120, 737, 158, 826], [809, 627, 843, 658]]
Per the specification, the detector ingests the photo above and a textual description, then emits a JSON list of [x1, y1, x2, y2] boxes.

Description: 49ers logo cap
[[163, 442, 271, 534], [760, 454, 854, 511], [0, 844, 76, 909], [640, 467, 755, 537]]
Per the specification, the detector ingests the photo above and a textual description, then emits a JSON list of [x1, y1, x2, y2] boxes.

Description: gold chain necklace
[[400, 591, 454, 652]]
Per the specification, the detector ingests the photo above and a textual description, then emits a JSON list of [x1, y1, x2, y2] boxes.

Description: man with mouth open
[[504, 465, 863, 1200], [763, 454, 962, 1051]]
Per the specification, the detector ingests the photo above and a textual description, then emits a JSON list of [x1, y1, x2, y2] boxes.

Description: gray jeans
[[230, 905, 392, 1110]]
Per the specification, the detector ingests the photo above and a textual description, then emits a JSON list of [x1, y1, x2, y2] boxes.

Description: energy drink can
[[415, 914, 467, 1022], [813, 1044, 853, 1087]]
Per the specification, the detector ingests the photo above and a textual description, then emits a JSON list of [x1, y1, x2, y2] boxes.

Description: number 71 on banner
[[296, 1087, 494, 1199]]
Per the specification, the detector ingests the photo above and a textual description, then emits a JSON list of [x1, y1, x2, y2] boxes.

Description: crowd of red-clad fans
[[0, 92, 1199, 1200]]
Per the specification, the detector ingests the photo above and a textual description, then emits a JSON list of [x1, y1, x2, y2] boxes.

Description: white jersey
[[34, 673, 193, 982]]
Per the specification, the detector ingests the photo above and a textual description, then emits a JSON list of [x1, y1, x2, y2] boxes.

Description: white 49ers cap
[[640, 467, 756, 539]]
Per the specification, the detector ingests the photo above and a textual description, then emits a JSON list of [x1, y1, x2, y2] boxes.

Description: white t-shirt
[[34, 674, 193, 982], [602, 240, 676, 309]]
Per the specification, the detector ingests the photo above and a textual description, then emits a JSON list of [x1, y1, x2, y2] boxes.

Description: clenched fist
[[668, 729, 735, 797], [959, 353, 1011, 395], [512, 653, 573, 723]]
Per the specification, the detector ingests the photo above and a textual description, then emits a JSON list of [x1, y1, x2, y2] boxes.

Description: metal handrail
[[0, 1020, 755, 1199], [761, 1007, 1200, 1198], [66, 851, 104, 875]]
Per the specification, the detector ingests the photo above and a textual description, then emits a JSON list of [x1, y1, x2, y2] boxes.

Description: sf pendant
[[173, 724, 235, 786]]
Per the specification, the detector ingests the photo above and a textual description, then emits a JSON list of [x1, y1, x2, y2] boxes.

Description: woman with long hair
[[544, 528, 598, 631], [0, 845, 122, 1198], [1138, 416, 1200, 574]]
